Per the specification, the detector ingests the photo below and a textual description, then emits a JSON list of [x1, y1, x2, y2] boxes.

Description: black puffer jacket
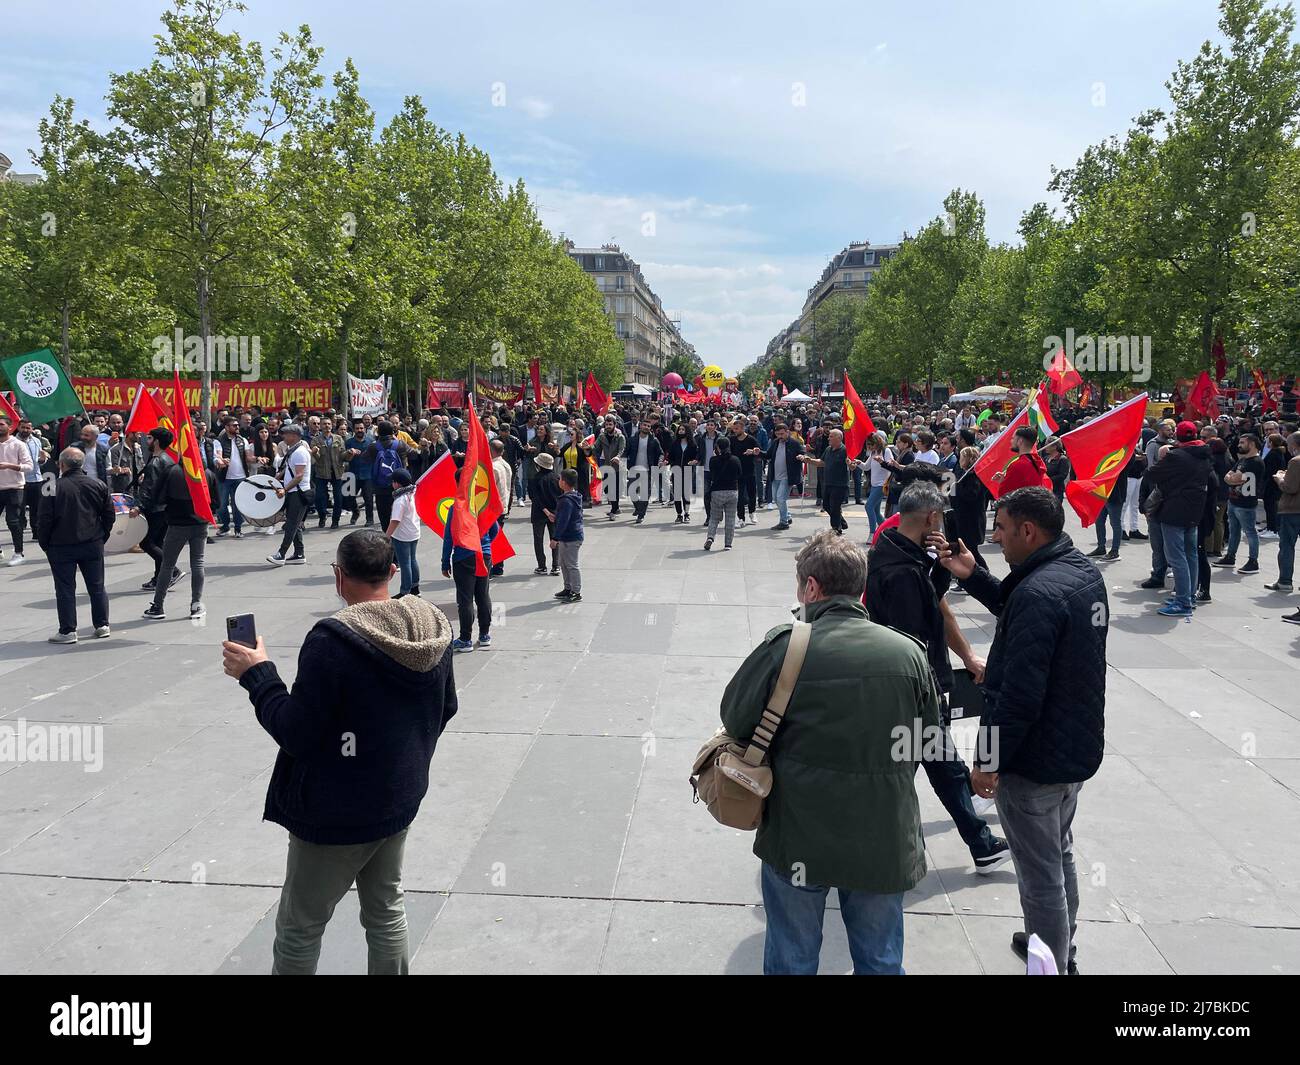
[[1147, 441, 1214, 527], [962, 534, 1107, 784]]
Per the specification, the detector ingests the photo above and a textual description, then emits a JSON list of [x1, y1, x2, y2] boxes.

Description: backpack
[[373, 441, 400, 487]]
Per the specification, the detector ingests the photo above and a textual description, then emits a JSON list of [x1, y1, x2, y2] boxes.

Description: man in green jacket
[[720, 529, 941, 974]]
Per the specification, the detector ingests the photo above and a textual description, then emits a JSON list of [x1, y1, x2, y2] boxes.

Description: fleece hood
[[332, 595, 451, 673]]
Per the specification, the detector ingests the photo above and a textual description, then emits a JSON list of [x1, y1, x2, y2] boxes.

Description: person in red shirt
[[996, 427, 1052, 495]]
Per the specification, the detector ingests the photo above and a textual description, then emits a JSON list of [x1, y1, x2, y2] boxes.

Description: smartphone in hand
[[226, 614, 257, 649]]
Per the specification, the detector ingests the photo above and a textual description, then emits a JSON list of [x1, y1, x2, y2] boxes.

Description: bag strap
[[742, 621, 812, 767]]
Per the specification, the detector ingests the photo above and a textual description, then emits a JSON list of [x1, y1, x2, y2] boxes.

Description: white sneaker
[[48, 631, 77, 644], [93, 625, 111, 639], [6, 554, 23, 566], [1259, 530, 1279, 540], [190, 602, 206, 619]]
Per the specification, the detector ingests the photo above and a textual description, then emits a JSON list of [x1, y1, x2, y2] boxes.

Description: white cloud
[[518, 97, 553, 120]]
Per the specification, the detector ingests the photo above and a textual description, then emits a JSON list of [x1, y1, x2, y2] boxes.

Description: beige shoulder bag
[[689, 621, 812, 831]]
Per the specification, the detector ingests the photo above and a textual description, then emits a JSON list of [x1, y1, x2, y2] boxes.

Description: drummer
[[108, 426, 143, 495]]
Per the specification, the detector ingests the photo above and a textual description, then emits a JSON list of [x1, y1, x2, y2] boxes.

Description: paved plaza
[[1, 495, 1299, 975]]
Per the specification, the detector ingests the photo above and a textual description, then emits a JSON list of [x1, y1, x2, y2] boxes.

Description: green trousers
[[273, 828, 409, 975]]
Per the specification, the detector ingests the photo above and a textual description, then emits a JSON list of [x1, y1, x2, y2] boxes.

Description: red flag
[[530, 359, 543, 405], [1045, 349, 1083, 395], [169, 369, 215, 524], [1060, 393, 1148, 528], [1079, 382, 1093, 408], [416, 450, 514, 561], [0, 391, 20, 424], [124, 383, 175, 456], [584, 372, 611, 415], [1185, 371, 1219, 419], [451, 403, 503, 576], [1251, 368, 1278, 413], [842, 372, 875, 458]]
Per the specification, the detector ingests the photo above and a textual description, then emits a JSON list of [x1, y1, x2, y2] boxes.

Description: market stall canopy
[[781, 388, 812, 402]]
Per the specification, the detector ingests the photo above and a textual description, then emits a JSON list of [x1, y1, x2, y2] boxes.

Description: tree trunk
[[60, 301, 71, 376], [1202, 310, 1214, 369], [339, 319, 351, 420], [197, 269, 212, 423]]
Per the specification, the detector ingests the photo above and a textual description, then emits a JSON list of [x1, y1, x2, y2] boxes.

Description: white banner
[[348, 373, 387, 415]]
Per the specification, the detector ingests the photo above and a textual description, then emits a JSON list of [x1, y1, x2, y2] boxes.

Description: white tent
[[781, 388, 812, 402], [613, 382, 653, 397]]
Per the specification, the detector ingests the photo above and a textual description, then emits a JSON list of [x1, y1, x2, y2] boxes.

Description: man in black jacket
[[867, 482, 1010, 875], [1147, 422, 1215, 616], [765, 422, 803, 529], [132, 427, 182, 592], [38, 447, 116, 644], [936, 487, 1107, 974], [222, 530, 457, 975]]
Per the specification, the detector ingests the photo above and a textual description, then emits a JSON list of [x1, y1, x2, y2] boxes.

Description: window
[[616, 297, 628, 314], [594, 255, 604, 270], [616, 276, 625, 290]]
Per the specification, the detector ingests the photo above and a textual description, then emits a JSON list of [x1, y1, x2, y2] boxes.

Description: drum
[[106, 494, 147, 555], [235, 474, 286, 527]]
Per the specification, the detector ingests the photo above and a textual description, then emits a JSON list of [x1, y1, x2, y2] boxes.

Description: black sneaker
[[1212, 556, 1237, 567], [533, 566, 548, 575], [141, 577, 157, 591], [1130, 530, 1148, 540], [168, 568, 186, 588], [350, 512, 360, 525], [1264, 581, 1293, 591], [567, 593, 582, 603], [266, 553, 286, 566], [974, 838, 1012, 875], [1140, 577, 1165, 589], [1086, 547, 1107, 558], [1011, 931, 1028, 961], [1195, 589, 1212, 603], [549, 566, 560, 576], [1121, 530, 1130, 540], [285, 554, 306, 565], [1104, 550, 1120, 561], [142, 604, 166, 620], [773, 522, 790, 531], [554, 589, 573, 599], [703, 538, 713, 551], [1282, 610, 1300, 626], [1237, 560, 1259, 574]]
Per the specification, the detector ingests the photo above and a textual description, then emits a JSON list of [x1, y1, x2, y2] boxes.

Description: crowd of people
[[9, 382, 1298, 975]]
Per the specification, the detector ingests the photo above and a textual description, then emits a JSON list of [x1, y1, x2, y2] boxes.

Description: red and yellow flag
[[842, 372, 875, 458], [1045, 348, 1083, 395], [124, 383, 176, 458], [451, 404, 505, 576], [0, 391, 20, 424], [169, 369, 215, 524], [415, 449, 515, 561], [1251, 368, 1278, 413], [1059, 392, 1148, 528]]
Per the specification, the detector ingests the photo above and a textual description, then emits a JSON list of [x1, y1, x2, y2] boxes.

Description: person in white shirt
[[0, 415, 35, 564], [385, 467, 421, 596], [914, 431, 941, 466], [214, 416, 255, 537], [267, 424, 311, 566]]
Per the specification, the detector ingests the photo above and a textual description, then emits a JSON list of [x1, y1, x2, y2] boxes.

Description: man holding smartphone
[[222, 530, 458, 974]]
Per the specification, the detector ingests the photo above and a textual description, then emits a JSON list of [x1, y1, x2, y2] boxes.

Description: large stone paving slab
[[2, 500, 1298, 973]]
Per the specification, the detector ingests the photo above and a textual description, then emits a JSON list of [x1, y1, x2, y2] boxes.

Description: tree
[[103, 0, 324, 419]]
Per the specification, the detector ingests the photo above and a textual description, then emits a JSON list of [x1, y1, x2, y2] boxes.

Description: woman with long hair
[[861, 432, 891, 536], [953, 445, 990, 573]]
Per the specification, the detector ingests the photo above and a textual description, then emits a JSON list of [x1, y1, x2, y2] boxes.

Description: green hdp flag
[[1, 348, 84, 424]]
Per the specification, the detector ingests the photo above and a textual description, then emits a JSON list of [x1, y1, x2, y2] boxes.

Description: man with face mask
[[866, 482, 1009, 876]]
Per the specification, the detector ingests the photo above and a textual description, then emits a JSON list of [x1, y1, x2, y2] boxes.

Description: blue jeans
[[1227, 503, 1259, 562], [1277, 512, 1299, 584], [218, 477, 243, 532], [1159, 522, 1197, 609], [1148, 519, 1167, 580], [760, 862, 904, 975], [865, 485, 885, 536], [392, 537, 420, 594], [1095, 495, 1122, 552], [773, 477, 790, 524]]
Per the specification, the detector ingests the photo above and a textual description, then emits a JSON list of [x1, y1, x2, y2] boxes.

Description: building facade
[[0, 152, 41, 185], [797, 239, 901, 337], [567, 242, 697, 386]]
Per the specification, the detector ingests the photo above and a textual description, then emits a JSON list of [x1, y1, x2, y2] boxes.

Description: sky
[[1, 0, 1233, 374]]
